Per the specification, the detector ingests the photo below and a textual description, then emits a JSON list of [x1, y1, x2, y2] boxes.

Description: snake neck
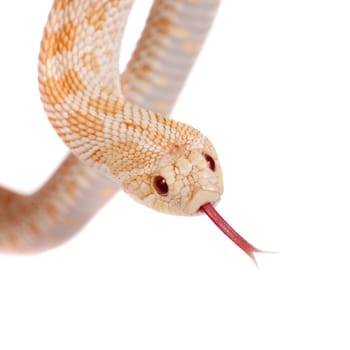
[[38, 0, 208, 184]]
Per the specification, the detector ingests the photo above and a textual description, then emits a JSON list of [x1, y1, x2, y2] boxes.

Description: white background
[[0, 1, 350, 349]]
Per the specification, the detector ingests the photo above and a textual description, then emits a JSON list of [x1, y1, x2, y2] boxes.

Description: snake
[[0, 0, 263, 263]]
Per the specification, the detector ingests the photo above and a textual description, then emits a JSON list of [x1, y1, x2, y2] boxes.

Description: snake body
[[0, 0, 262, 262]]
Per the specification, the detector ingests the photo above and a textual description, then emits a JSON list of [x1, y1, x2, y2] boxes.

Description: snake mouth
[[185, 189, 220, 214], [200, 202, 264, 265]]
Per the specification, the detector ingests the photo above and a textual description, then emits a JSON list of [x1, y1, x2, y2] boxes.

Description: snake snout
[[185, 189, 221, 215]]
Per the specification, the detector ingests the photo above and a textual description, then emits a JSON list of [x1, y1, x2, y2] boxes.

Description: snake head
[[121, 120, 265, 264], [122, 133, 223, 216]]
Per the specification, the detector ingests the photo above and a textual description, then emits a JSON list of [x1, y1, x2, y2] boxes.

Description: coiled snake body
[[0, 0, 263, 263]]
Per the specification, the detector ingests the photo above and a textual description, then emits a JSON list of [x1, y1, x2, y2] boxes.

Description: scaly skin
[[0, 0, 222, 252], [39, 0, 224, 213]]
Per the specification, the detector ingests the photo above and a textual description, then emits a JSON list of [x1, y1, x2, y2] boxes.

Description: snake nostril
[[153, 176, 169, 196], [203, 153, 216, 172]]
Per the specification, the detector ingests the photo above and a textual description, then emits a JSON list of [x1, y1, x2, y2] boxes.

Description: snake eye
[[204, 153, 216, 171], [153, 176, 169, 196]]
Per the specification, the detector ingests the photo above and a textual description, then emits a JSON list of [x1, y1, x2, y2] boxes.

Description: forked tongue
[[200, 203, 264, 266]]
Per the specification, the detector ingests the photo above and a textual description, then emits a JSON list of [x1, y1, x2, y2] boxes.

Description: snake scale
[[0, 0, 263, 263]]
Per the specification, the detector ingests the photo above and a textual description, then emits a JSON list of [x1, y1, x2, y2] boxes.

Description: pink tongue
[[200, 203, 263, 265]]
